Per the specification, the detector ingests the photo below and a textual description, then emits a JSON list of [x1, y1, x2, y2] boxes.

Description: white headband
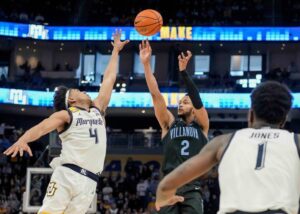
[[65, 89, 70, 109]]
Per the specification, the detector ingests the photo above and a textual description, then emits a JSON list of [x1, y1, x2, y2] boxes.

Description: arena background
[[0, 0, 300, 213]]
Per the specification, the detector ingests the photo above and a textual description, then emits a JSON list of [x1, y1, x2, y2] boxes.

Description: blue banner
[[0, 21, 300, 41], [0, 88, 299, 109]]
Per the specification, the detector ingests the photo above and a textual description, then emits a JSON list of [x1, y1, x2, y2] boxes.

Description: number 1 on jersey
[[255, 141, 267, 170], [89, 128, 99, 144]]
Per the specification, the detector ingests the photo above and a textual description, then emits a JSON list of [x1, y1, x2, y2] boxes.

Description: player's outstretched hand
[[111, 29, 130, 52], [178, 50, 192, 72], [139, 39, 152, 65], [155, 194, 184, 211], [3, 141, 33, 157]]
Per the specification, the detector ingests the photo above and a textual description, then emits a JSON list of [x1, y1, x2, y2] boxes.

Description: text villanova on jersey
[[170, 126, 200, 139]]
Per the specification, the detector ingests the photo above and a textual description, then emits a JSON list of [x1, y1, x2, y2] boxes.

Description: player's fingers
[[181, 52, 186, 60], [20, 148, 23, 157], [143, 40, 146, 49], [178, 55, 182, 61], [155, 203, 161, 211], [3, 146, 14, 155], [139, 43, 142, 51], [124, 40, 130, 44], [11, 148, 19, 158], [25, 146, 33, 157], [187, 50, 192, 59], [171, 195, 184, 204], [111, 41, 114, 47]]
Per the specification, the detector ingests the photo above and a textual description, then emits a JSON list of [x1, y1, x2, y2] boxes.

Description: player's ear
[[279, 116, 287, 128], [68, 97, 76, 105]]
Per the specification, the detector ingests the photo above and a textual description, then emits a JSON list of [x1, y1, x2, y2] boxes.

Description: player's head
[[249, 81, 292, 128], [178, 94, 194, 119], [53, 86, 92, 111]]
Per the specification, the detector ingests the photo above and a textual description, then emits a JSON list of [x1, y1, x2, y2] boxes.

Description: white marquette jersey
[[218, 128, 300, 214], [51, 106, 107, 175]]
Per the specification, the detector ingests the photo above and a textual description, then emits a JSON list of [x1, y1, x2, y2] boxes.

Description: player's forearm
[[18, 124, 45, 144], [102, 49, 119, 83], [181, 70, 203, 109], [143, 62, 161, 97]]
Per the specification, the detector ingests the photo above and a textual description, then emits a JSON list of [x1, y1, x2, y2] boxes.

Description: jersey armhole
[[161, 119, 177, 141], [58, 109, 73, 135], [294, 134, 300, 158], [219, 132, 236, 163]]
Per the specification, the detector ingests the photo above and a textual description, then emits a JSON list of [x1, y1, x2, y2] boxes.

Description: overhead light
[[130, 76, 133, 80], [257, 50, 260, 54], [18, 48, 22, 51], [26, 46, 30, 49], [120, 88, 126, 92], [33, 49, 36, 52], [282, 43, 286, 47], [21, 108, 25, 112], [116, 83, 120, 87], [33, 41, 37, 45], [141, 110, 146, 114], [201, 50, 204, 53], [220, 43, 223, 47], [60, 47, 63, 51], [122, 83, 126, 87], [89, 49, 92, 53], [238, 50, 242, 54], [198, 43, 202, 47], [61, 43, 64, 46]]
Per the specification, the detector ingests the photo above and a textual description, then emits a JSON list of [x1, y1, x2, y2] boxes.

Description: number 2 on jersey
[[255, 141, 267, 170], [89, 128, 99, 144], [181, 140, 190, 156]]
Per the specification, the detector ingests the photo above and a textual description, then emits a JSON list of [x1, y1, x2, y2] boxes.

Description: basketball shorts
[[38, 165, 97, 214]]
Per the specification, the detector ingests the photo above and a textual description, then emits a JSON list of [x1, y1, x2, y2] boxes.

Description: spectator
[[136, 178, 149, 210]]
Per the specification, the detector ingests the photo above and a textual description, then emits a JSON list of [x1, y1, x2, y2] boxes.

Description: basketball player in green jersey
[[139, 40, 209, 214]]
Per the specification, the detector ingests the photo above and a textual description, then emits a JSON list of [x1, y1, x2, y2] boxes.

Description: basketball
[[134, 9, 163, 36]]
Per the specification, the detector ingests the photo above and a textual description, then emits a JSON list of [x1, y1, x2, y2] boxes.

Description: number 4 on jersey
[[89, 128, 99, 144]]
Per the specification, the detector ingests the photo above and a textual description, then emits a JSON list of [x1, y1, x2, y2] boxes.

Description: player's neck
[[73, 102, 90, 111], [252, 121, 280, 129], [182, 115, 194, 125]]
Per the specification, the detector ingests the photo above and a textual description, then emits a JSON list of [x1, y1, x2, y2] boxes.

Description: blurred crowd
[[0, 0, 295, 26]]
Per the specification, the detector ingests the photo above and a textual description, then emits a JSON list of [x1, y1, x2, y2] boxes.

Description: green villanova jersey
[[162, 119, 207, 179]]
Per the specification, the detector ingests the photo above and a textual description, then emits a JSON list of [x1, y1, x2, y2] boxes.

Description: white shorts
[[38, 165, 97, 214]]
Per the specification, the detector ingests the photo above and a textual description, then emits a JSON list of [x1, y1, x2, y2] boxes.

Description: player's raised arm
[[178, 51, 209, 137], [3, 110, 70, 157], [93, 30, 129, 114], [155, 134, 231, 210], [139, 40, 174, 134]]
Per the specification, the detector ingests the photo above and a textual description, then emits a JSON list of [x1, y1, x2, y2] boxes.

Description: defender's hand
[[3, 141, 33, 157], [139, 40, 152, 65], [155, 194, 184, 211], [178, 51, 192, 72], [111, 29, 130, 52]]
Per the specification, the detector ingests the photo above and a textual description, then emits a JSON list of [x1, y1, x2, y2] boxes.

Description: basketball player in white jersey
[[155, 81, 300, 214], [3, 30, 129, 214]]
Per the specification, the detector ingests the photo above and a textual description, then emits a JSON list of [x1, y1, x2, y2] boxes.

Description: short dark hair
[[53, 86, 69, 111], [251, 81, 292, 124]]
